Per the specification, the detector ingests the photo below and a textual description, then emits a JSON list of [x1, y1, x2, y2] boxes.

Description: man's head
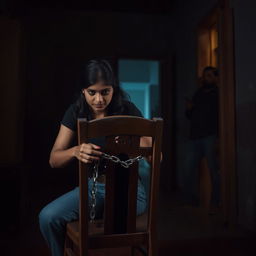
[[202, 66, 218, 86]]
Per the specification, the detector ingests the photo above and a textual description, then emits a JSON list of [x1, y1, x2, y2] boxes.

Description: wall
[[233, 0, 256, 230], [0, 17, 24, 164]]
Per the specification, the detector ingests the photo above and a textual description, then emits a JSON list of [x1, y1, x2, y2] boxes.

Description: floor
[[1, 184, 256, 256]]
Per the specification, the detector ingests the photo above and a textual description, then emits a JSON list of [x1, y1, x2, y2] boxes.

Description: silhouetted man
[[183, 66, 220, 211]]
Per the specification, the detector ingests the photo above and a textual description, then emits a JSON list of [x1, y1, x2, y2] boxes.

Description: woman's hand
[[74, 143, 102, 164], [50, 125, 103, 168]]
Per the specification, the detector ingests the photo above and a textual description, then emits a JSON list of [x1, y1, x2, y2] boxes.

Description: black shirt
[[61, 100, 143, 174], [186, 84, 219, 139]]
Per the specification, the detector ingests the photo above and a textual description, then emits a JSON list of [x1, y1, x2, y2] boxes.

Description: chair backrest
[[77, 115, 163, 252]]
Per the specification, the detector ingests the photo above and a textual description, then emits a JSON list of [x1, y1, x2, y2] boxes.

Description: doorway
[[118, 59, 160, 119], [117, 59, 161, 197]]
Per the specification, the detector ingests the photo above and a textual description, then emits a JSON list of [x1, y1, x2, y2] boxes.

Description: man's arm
[[185, 97, 194, 119]]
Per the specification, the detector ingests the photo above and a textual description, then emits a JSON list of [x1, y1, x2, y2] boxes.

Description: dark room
[[1, 0, 256, 255]]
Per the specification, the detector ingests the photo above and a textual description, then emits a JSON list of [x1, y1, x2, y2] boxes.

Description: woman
[[39, 59, 150, 256]]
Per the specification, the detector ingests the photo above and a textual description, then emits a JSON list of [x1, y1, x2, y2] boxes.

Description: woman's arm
[[49, 125, 102, 168]]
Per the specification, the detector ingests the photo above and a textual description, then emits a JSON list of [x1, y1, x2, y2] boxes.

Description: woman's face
[[82, 82, 114, 115]]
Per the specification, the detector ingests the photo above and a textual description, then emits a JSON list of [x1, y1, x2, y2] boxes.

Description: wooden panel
[[126, 162, 139, 233], [103, 135, 140, 234], [147, 118, 163, 256], [78, 116, 156, 139], [77, 121, 89, 255], [104, 162, 116, 234]]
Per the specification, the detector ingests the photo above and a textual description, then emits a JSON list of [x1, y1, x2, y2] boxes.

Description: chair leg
[[132, 246, 148, 256], [131, 247, 136, 256], [64, 235, 75, 256], [64, 236, 68, 256]]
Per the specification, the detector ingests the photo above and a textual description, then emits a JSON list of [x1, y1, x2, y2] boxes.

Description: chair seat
[[66, 213, 148, 246]]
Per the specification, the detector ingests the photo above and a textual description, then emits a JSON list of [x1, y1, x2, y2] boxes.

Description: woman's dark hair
[[74, 59, 128, 120]]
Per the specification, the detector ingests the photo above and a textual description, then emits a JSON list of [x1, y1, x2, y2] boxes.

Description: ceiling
[[2, 0, 174, 16]]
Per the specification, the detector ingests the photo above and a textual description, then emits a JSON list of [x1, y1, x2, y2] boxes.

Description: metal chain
[[90, 162, 98, 222], [101, 153, 143, 168], [89, 153, 143, 221]]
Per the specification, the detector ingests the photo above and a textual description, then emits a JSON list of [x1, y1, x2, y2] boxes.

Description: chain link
[[89, 153, 143, 222], [90, 162, 98, 222], [101, 153, 143, 168]]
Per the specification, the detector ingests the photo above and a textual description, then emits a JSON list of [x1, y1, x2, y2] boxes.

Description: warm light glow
[[210, 24, 218, 67], [198, 22, 218, 78]]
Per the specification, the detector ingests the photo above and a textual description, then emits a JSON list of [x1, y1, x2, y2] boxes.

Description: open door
[[197, 0, 237, 226]]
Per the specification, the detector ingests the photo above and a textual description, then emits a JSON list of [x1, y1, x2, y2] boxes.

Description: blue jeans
[[182, 135, 220, 206], [39, 179, 147, 256]]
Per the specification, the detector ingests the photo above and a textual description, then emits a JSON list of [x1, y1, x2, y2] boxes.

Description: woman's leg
[[39, 180, 105, 256], [39, 180, 145, 256], [137, 181, 147, 215], [39, 187, 80, 256]]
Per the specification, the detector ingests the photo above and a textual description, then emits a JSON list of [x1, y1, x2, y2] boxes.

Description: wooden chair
[[64, 116, 163, 256]]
